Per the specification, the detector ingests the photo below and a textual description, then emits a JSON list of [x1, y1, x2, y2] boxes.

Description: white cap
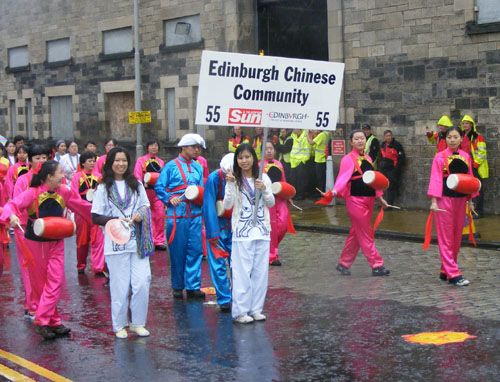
[[219, 153, 234, 172], [177, 133, 206, 149]]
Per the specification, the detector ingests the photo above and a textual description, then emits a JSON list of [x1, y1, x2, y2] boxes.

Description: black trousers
[[472, 167, 485, 215], [290, 163, 306, 199]]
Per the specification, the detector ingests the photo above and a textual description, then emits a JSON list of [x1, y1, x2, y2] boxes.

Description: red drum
[[271, 181, 296, 200], [216, 200, 233, 218], [105, 218, 131, 245], [144, 172, 160, 186], [362, 170, 389, 191], [185, 185, 204, 206], [33, 217, 76, 239], [446, 174, 481, 194]]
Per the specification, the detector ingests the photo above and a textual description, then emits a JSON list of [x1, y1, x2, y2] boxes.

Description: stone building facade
[[1, 0, 499, 212]]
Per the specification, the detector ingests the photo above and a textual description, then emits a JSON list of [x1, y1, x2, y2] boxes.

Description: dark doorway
[[258, 0, 328, 61]]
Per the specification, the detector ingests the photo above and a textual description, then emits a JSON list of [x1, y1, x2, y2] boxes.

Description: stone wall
[[328, 0, 500, 212], [0, 0, 255, 164]]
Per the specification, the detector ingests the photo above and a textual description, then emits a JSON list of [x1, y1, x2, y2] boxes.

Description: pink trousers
[[269, 198, 289, 262], [339, 196, 384, 269], [75, 214, 105, 272], [146, 189, 166, 246], [14, 226, 35, 312], [434, 196, 466, 279], [25, 239, 65, 327]]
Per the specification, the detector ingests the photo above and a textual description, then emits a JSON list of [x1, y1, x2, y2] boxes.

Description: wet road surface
[[1, 230, 500, 381]]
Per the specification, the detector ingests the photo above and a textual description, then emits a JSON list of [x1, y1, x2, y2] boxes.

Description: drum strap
[[442, 152, 450, 177], [349, 153, 365, 180]]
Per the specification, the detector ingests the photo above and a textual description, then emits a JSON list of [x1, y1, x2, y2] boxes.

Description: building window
[[47, 38, 71, 63], [50, 96, 74, 139], [103, 27, 133, 55], [8, 45, 29, 69], [166, 88, 176, 141], [9, 100, 17, 136], [25, 99, 33, 139], [478, 0, 500, 24], [161, 15, 203, 52]]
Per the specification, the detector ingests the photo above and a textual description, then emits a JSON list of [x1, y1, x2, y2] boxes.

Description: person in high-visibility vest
[[252, 127, 264, 160], [276, 128, 293, 180], [307, 129, 330, 192], [379, 130, 405, 206], [228, 126, 249, 153], [289, 129, 311, 200], [361, 124, 380, 170], [426, 115, 453, 153], [460, 114, 488, 218]]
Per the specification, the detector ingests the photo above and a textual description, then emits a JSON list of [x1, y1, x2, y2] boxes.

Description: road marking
[[0, 349, 73, 382], [0, 363, 36, 381]]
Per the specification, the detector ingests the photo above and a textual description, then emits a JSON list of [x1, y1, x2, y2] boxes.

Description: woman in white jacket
[[224, 143, 275, 324]]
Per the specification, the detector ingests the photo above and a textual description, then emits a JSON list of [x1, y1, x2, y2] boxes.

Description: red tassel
[[286, 212, 296, 234], [468, 211, 477, 247], [14, 229, 35, 268], [210, 241, 229, 259], [315, 190, 333, 205], [423, 211, 433, 250], [372, 208, 384, 235]]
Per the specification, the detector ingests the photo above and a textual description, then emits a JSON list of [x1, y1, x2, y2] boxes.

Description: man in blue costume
[[155, 133, 205, 299], [202, 153, 234, 312]]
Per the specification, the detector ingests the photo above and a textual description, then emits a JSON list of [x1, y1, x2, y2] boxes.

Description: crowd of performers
[[0, 119, 482, 339]]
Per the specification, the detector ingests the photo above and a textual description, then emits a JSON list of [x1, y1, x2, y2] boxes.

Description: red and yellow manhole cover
[[402, 331, 477, 345]]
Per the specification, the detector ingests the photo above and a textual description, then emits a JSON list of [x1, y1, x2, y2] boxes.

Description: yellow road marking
[[0, 349, 73, 382], [0, 363, 36, 381]]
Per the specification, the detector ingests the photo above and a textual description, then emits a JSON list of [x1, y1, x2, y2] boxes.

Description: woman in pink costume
[[262, 141, 291, 266], [325, 129, 389, 277], [95, 138, 117, 175], [427, 126, 475, 286], [1, 160, 92, 340], [71, 151, 105, 275], [5, 145, 29, 199], [133, 139, 166, 250]]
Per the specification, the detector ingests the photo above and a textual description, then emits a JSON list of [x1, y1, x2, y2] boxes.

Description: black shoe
[[172, 289, 184, 299], [77, 269, 85, 275], [336, 264, 351, 276], [270, 259, 282, 266], [220, 303, 231, 312], [50, 324, 71, 336], [36, 325, 56, 340], [155, 245, 167, 251], [186, 289, 206, 299], [439, 273, 447, 281], [372, 266, 390, 276]]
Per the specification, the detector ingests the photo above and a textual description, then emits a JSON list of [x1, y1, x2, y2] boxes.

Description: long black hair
[[101, 147, 139, 192], [233, 143, 259, 190], [31, 160, 60, 187]]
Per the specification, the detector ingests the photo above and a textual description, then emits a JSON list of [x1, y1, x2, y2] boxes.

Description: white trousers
[[106, 252, 151, 332], [231, 239, 270, 319]]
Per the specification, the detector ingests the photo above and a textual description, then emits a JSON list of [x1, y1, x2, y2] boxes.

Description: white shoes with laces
[[129, 326, 150, 337], [252, 313, 266, 321], [234, 315, 254, 324]]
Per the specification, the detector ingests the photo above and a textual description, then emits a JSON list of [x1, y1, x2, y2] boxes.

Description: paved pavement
[[0, 229, 499, 381]]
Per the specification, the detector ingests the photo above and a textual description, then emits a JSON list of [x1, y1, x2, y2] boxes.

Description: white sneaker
[[455, 278, 470, 287], [115, 329, 128, 339], [234, 315, 254, 324], [252, 313, 266, 321], [129, 326, 150, 337]]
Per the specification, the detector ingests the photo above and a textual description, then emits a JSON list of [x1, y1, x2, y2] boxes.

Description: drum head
[[86, 189, 94, 202], [185, 185, 199, 200], [271, 182, 282, 195], [33, 219, 45, 237], [144, 172, 151, 184], [362, 170, 375, 185], [216, 200, 225, 217], [266, 165, 282, 183], [446, 174, 459, 190], [105, 219, 131, 245]]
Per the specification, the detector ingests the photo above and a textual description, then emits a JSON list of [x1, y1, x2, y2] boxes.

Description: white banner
[[195, 50, 344, 131]]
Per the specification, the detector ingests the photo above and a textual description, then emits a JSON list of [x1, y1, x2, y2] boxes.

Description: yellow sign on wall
[[129, 111, 151, 124]]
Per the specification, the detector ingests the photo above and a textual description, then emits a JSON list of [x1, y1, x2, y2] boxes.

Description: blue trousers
[[206, 228, 232, 305], [167, 215, 203, 290]]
